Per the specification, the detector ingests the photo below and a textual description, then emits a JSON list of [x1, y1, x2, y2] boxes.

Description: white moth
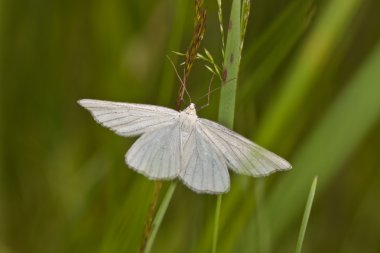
[[78, 99, 292, 194]]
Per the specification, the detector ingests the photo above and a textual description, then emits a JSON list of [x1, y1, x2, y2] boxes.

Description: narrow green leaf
[[295, 176, 318, 253], [218, 0, 241, 128], [212, 1, 242, 253]]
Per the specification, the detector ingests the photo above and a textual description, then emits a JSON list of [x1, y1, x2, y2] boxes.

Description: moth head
[[184, 103, 197, 116]]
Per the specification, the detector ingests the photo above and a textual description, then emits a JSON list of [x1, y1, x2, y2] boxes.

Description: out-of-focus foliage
[[1, 0, 380, 252]]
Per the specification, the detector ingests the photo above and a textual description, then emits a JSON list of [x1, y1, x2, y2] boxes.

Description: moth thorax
[[180, 115, 196, 131], [184, 103, 197, 116]]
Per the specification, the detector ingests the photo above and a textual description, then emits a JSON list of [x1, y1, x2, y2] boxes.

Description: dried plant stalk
[[176, 0, 207, 109]]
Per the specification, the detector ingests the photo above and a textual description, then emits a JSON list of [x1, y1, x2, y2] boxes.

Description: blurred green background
[[1, 0, 380, 252]]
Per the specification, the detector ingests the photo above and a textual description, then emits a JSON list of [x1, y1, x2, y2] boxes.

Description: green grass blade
[[256, 0, 363, 147], [145, 182, 177, 253], [259, 39, 380, 247], [295, 176, 318, 253], [218, 0, 241, 128]]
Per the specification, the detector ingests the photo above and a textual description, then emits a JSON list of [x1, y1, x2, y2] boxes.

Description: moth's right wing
[[78, 99, 179, 137], [198, 118, 292, 177], [179, 124, 230, 194]]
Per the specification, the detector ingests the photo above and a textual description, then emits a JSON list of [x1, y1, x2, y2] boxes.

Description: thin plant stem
[[176, 0, 206, 108], [145, 182, 177, 253], [140, 182, 163, 253], [241, 0, 251, 51], [216, 0, 225, 59], [212, 195, 222, 253]]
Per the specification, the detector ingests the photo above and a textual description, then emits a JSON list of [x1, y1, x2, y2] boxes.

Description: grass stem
[[212, 195, 222, 253], [140, 182, 163, 253], [145, 182, 177, 253]]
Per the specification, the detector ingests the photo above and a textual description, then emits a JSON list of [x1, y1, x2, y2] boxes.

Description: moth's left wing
[[78, 99, 178, 137], [126, 121, 181, 179], [198, 118, 292, 177]]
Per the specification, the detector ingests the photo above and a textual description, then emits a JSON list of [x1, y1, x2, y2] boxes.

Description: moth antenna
[[196, 76, 239, 111], [197, 74, 215, 111], [166, 55, 185, 86], [181, 68, 192, 105], [166, 55, 192, 106]]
